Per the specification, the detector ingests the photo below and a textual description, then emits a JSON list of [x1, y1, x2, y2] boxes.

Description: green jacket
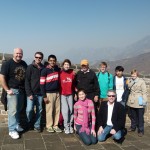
[[96, 72, 113, 98]]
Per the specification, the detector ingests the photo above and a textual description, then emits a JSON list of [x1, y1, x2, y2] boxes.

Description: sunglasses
[[35, 56, 42, 59], [107, 95, 116, 97]]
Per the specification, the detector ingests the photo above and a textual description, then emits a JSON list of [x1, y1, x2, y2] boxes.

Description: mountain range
[[23, 35, 150, 74], [89, 36, 150, 74], [62, 35, 150, 64], [92, 52, 150, 75]]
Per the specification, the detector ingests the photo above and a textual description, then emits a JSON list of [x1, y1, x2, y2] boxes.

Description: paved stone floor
[[0, 126, 150, 150]]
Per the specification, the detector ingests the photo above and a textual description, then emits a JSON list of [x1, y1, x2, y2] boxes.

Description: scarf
[[78, 99, 90, 135]]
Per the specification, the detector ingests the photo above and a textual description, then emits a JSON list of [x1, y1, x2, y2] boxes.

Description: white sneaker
[[70, 127, 74, 133], [9, 131, 19, 139], [16, 125, 24, 132], [64, 128, 70, 134]]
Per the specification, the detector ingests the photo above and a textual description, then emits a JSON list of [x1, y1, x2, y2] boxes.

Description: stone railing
[[0, 78, 150, 127]]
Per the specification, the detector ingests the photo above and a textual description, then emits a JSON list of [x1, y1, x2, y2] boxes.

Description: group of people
[[0, 48, 147, 146]]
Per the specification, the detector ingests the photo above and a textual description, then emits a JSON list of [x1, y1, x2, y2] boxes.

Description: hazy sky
[[0, 0, 150, 60]]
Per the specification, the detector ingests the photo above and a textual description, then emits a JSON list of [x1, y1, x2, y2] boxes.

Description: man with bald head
[[0, 48, 27, 139]]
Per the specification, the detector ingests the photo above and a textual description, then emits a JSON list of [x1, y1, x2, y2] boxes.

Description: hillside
[[61, 36, 150, 63], [92, 52, 150, 75]]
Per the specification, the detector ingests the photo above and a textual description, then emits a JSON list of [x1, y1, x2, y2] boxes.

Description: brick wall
[[0, 78, 150, 127]]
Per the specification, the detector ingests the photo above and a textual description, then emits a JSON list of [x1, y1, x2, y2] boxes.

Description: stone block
[[25, 139, 45, 149]]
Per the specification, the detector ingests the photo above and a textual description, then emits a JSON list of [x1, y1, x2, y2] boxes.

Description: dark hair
[[34, 52, 44, 59], [115, 66, 124, 72], [100, 61, 107, 67], [44, 61, 49, 67], [77, 88, 87, 95], [48, 54, 57, 61], [62, 59, 71, 66]]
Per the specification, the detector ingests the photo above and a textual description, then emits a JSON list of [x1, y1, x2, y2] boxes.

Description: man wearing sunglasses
[[97, 90, 126, 142], [25, 52, 44, 132]]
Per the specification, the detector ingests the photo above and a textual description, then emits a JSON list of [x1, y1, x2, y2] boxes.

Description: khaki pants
[[46, 92, 60, 128], [99, 98, 108, 102], [97, 98, 108, 111]]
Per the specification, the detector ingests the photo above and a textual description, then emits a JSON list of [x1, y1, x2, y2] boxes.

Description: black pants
[[130, 107, 144, 133], [86, 93, 99, 114]]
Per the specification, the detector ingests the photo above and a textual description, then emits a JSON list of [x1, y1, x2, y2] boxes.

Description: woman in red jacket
[[59, 59, 75, 134]]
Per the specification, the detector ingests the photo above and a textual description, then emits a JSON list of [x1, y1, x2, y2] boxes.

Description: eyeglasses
[[107, 95, 116, 97], [35, 57, 42, 59]]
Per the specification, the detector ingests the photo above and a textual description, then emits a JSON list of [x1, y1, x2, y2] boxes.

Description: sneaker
[[34, 127, 41, 133], [138, 132, 144, 137], [9, 131, 19, 139], [128, 127, 136, 132], [70, 127, 74, 134], [64, 128, 70, 134], [47, 127, 55, 133], [16, 125, 24, 132], [53, 127, 62, 133]]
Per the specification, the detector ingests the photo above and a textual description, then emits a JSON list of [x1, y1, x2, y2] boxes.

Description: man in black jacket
[[97, 90, 126, 142], [75, 59, 100, 111], [25, 52, 44, 132]]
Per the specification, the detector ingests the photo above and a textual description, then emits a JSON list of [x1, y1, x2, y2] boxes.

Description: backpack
[[1, 88, 7, 111]]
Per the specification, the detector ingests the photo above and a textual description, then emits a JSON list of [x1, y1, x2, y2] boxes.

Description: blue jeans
[[7, 88, 25, 132], [97, 125, 123, 142], [26, 95, 43, 128], [76, 124, 97, 145]]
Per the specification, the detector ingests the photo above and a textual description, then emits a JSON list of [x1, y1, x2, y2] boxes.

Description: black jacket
[[25, 61, 44, 96], [75, 69, 100, 96], [97, 101, 126, 132]]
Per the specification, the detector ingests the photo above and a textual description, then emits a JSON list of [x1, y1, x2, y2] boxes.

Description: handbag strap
[[129, 81, 135, 90]]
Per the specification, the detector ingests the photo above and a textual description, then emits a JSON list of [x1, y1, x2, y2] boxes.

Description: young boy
[[96, 62, 113, 102], [113, 66, 128, 105], [40, 55, 62, 133]]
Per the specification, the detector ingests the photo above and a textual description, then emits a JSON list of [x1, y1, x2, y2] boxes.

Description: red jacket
[[59, 69, 75, 95]]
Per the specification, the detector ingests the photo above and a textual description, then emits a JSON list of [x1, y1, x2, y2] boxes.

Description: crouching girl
[[74, 89, 97, 145]]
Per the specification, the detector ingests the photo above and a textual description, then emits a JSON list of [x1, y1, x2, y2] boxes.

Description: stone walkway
[[0, 126, 150, 150]]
